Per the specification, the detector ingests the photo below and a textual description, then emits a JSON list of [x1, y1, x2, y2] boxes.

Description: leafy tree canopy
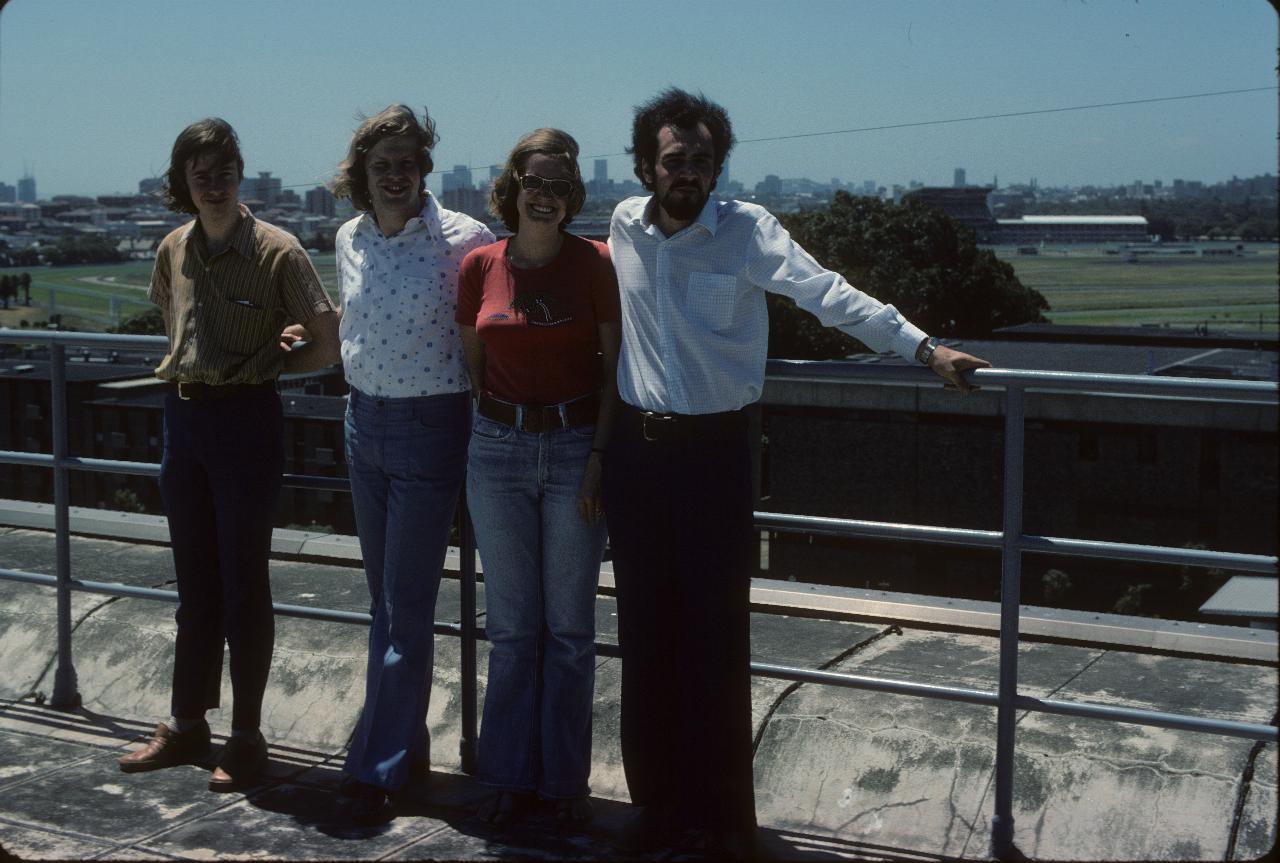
[[768, 192, 1049, 359], [111, 306, 165, 335]]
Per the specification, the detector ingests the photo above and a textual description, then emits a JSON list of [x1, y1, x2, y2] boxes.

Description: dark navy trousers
[[602, 409, 758, 835], [159, 390, 282, 731]]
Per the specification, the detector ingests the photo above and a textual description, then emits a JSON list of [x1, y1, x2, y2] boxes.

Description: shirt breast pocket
[[216, 296, 276, 356], [686, 271, 739, 333]]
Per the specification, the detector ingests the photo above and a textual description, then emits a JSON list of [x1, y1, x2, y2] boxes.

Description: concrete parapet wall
[[1, 521, 1276, 859]]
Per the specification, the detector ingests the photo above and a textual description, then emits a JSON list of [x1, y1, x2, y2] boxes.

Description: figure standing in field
[[327, 105, 495, 823], [604, 88, 990, 858], [456, 128, 620, 826], [119, 118, 339, 791]]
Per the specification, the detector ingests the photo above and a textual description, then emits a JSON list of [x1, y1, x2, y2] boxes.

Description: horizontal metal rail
[[7, 564, 1272, 746], [4, 328, 1277, 860], [757, 512, 1278, 575], [765, 358, 1280, 402], [0, 452, 351, 493]]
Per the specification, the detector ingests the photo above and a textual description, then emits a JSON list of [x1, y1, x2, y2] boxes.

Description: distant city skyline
[[1, 0, 1275, 199]]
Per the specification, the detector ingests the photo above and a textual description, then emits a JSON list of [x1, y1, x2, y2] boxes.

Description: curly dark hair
[[489, 128, 586, 233], [628, 88, 734, 192], [162, 118, 244, 214], [330, 105, 437, 212]]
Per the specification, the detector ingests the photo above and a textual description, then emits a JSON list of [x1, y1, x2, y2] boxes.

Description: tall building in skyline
[[0, 182, 15, 203], [442, 164, 472, 194], [594, 159, 607, 185], [18, 174, 36, 203], [953, 168, 966, 189], [304, 185, 335, 217], [240, 171, 281, 205]]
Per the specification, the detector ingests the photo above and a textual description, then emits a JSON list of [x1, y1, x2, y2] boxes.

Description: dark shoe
[[347, 781, 392, 826], [476, 790, 534, 826], [208, 732, 268, 792], [621, 803, 676, 851], [336, 773, 361, 798], [554, 796, 594, 825], [118, 721, 210, 773]]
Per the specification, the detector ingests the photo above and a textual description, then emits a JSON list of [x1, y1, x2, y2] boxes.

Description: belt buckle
[[177, 382, 192, 401], [641, 412, 673, 442]]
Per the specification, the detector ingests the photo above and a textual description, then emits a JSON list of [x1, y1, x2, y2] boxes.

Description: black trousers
[[159, 390, 283, 731], [602, 407, 758, 834]]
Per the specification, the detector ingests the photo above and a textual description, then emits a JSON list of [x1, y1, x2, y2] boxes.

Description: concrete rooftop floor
[[0, 515, 1276, 861]]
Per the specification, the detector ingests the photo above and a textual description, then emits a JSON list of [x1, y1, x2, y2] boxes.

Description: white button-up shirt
[[336, 194, 495, 398], [608, 195, 928, 414]]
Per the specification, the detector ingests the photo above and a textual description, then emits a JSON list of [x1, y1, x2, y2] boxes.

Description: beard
[[658, 182, 711, 222]]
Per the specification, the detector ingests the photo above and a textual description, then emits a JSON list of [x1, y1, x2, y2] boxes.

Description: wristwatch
[[916, 336, 940, 365]]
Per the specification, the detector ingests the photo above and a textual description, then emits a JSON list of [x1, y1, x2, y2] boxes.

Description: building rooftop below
[[1200, 575, 1279, 626]]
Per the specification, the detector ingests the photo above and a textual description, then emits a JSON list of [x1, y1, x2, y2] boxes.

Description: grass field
[[993, 244, 1278, 330], [0, 256, 341, 330], [3, 245, 1275, 333]]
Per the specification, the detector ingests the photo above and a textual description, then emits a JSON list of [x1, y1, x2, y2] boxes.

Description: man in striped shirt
[[118, 118, 339, 791]]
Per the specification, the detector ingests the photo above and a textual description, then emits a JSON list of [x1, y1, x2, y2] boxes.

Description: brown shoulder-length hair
[[162, 118, 244, 214], [330, 105, 437, 212], [489, 128, 586, 233]]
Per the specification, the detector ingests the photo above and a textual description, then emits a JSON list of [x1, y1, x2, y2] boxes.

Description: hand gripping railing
[[2, 329, 1277, 859]]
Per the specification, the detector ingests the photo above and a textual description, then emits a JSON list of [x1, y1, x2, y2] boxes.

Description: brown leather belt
[[172, 380, 277, 400], [619, 402, 747, 442], [476, 392, 600, 433]]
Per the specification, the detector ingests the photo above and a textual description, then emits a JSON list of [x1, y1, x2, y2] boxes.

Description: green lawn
[[1, 255, 340, 330], [994, 245, 1278, 330]]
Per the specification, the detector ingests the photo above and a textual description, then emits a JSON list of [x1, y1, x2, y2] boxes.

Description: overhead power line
[[280, 85, 1277, 191], [732, 86, 1279, 146]]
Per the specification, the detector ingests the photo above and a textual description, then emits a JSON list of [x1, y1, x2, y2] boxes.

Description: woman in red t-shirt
[[456, 128, 620, 825]]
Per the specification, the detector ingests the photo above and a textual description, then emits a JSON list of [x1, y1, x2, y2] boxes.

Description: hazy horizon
[[1, 0, 1276, 199]]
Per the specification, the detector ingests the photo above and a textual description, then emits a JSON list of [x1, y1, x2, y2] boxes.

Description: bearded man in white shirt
[[603, 87, 989, 859]]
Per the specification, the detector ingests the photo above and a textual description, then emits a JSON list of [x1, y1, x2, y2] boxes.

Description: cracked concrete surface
[[1, 526, 1276, 860]]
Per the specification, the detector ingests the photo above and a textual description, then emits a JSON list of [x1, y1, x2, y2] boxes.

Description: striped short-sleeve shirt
[[149, 207, 335, 385]]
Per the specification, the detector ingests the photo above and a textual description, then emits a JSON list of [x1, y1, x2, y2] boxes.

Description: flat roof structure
[[1200, 575, 1279, 624]]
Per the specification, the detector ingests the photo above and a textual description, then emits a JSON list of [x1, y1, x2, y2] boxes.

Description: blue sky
[[0, 0, 1275, 198]]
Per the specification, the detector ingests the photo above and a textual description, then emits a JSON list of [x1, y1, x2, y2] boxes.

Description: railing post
[[458, 483, 478, 774], [991, 384, 1024, 859], [49, 341, 81, 709]]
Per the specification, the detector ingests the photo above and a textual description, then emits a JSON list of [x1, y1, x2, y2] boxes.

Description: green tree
[[770, 193, 1049, 359], [112, 307, 165, 335]]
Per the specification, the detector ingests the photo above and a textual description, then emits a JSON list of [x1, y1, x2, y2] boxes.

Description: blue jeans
[[160, 390, 282, 732], [467, 414, 607, 799], [343, 388, 469, 791]]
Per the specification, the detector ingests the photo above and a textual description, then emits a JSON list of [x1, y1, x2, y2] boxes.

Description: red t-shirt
[[456, 234, 621, 405]]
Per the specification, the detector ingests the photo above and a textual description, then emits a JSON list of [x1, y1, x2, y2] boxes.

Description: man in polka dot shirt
[[327, 104, 495, 823]]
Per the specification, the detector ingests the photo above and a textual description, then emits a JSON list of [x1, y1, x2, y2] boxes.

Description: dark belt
[[171, 380, 277, 401], [476, 392, 600, 433], [620, 402, 746, 442]]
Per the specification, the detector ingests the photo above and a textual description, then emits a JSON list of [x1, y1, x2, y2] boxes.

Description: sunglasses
[[518, 173, 574, 199]]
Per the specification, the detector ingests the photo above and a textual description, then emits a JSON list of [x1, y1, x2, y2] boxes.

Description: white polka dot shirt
[[337, 194, 495, 398]]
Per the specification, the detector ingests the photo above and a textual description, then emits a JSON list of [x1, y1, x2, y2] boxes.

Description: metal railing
[[2, 328, 1277, 859]]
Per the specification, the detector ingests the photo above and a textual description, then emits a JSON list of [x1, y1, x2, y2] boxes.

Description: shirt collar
[[637, 194, 720, 238], [181, 204, 256, 258], [361, 193, 442, 241]]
